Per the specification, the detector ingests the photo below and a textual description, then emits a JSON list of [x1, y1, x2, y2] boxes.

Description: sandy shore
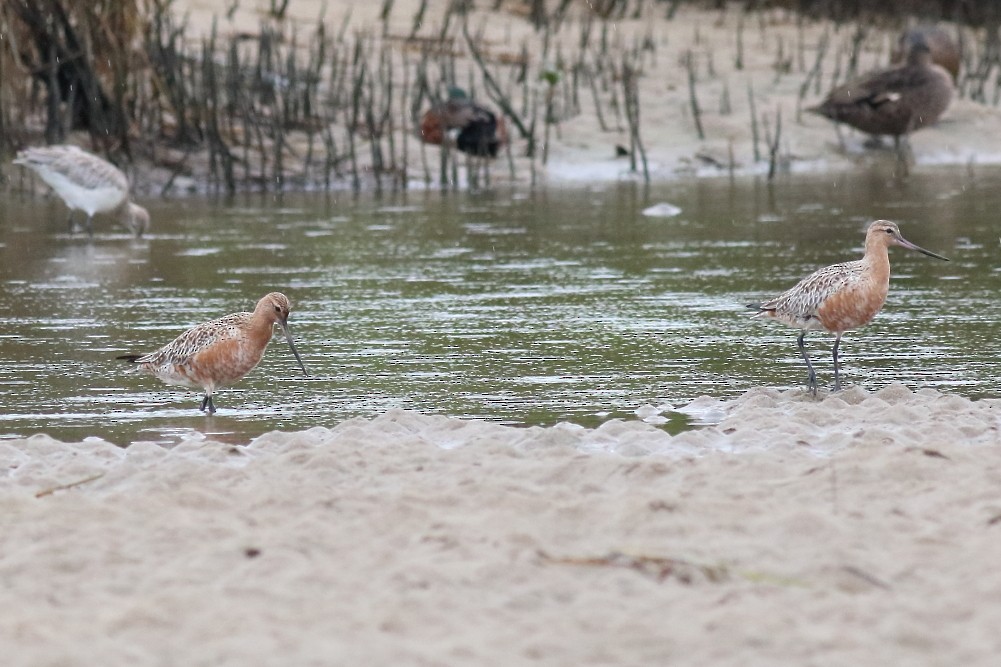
[[5, 3, 1001, 664], [3, 384, 1001, 664]]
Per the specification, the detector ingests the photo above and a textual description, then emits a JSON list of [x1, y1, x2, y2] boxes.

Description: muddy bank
[[6, 1, 1001, 197]]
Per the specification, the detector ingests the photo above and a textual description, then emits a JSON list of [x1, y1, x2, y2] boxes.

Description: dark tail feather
[[457, 116, 501, 157], [117, 354, 143, 363]]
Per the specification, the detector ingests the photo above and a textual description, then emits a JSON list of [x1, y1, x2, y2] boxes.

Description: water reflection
[[0, 168, 994, 445]]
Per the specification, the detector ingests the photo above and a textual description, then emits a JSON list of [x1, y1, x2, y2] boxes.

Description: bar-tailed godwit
[[748, 220, 948, 394], [13, 145, 149, 237], [118, 293, 308, 413]]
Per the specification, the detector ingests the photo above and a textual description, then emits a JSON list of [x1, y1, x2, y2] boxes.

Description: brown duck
[[808, 41, 954, 148], [891, 25, 960, 82]]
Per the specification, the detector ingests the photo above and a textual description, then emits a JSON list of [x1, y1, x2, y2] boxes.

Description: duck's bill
[[279, 322, 309, 376], [899, 237, 950, 261]]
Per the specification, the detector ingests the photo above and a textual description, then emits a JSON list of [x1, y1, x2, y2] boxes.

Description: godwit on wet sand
[[13, 144, 149, 237], [118, 292, 308, 414], [747, 220, 949, 394]]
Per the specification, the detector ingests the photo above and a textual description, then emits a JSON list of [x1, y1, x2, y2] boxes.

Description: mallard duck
[[808, 41, 954, 151], [419, 87, 508, 158], [891, 25, 960, 82]]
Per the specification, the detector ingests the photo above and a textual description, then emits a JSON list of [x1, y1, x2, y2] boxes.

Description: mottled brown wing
[[15, 145, 129, 192], [136, 313, 250, 368], [757, 261, 861, 327]]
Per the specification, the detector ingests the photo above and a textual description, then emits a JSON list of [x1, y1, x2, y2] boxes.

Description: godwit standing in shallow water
[[747, 220, 949, 394], [118, 293, 308, 413], [13, 145, 149, 237]]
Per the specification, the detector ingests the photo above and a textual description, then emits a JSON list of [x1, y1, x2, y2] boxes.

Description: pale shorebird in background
[[13, 145, 149, 237], [117, 293, 308, 414], [747, 220, 949, 394]]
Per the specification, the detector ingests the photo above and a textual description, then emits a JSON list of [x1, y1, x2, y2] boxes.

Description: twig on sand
[[537, 549, 728, 584], [35, 472, 106, 498], [841, 565, 892, 590]]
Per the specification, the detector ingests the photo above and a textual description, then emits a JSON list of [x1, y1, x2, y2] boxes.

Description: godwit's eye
[[274, 305, 281, 313]]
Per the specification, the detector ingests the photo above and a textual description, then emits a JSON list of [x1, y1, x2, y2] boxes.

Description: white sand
[[3, 384, 1001, 664]]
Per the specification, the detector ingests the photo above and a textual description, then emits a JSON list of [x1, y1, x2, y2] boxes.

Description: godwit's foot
[[200, 395, 217, 414], [798, 331, 817, 396]]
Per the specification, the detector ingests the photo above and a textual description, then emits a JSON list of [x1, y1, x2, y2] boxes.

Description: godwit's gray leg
[[85, 214, 95, 237], [200, 394, 216, 414], [66, 209, 77, 232], [798, 331, 817, 396], [832, 333, 843, 391]]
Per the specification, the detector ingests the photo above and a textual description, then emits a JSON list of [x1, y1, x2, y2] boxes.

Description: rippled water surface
[[0, 167, 997, 444]]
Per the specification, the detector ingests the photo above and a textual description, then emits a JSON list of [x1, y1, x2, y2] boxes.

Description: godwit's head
[[257, 292, 309, 376], [122, 202, 150, 237], [866, 220, 950, 261]]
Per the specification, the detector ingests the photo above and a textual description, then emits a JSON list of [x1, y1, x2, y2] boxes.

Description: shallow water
[[0, 166, 996, 445]]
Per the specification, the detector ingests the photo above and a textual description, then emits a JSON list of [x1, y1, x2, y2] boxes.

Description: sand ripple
[[3, 384, 1001, 664]]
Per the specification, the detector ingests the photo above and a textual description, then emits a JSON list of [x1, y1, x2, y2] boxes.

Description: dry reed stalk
[[797, 29, 828, 123], [585, 61, 610, 132], [765, 106, 782, 181], [461, 16, 530, 143], [747, 80, 760, 163], [845, 24, 868, 82], [203, 22, 236, 194], [735, 13, 745, 70], [685, 50, 705, 140], [622, 57, 649, 182]]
